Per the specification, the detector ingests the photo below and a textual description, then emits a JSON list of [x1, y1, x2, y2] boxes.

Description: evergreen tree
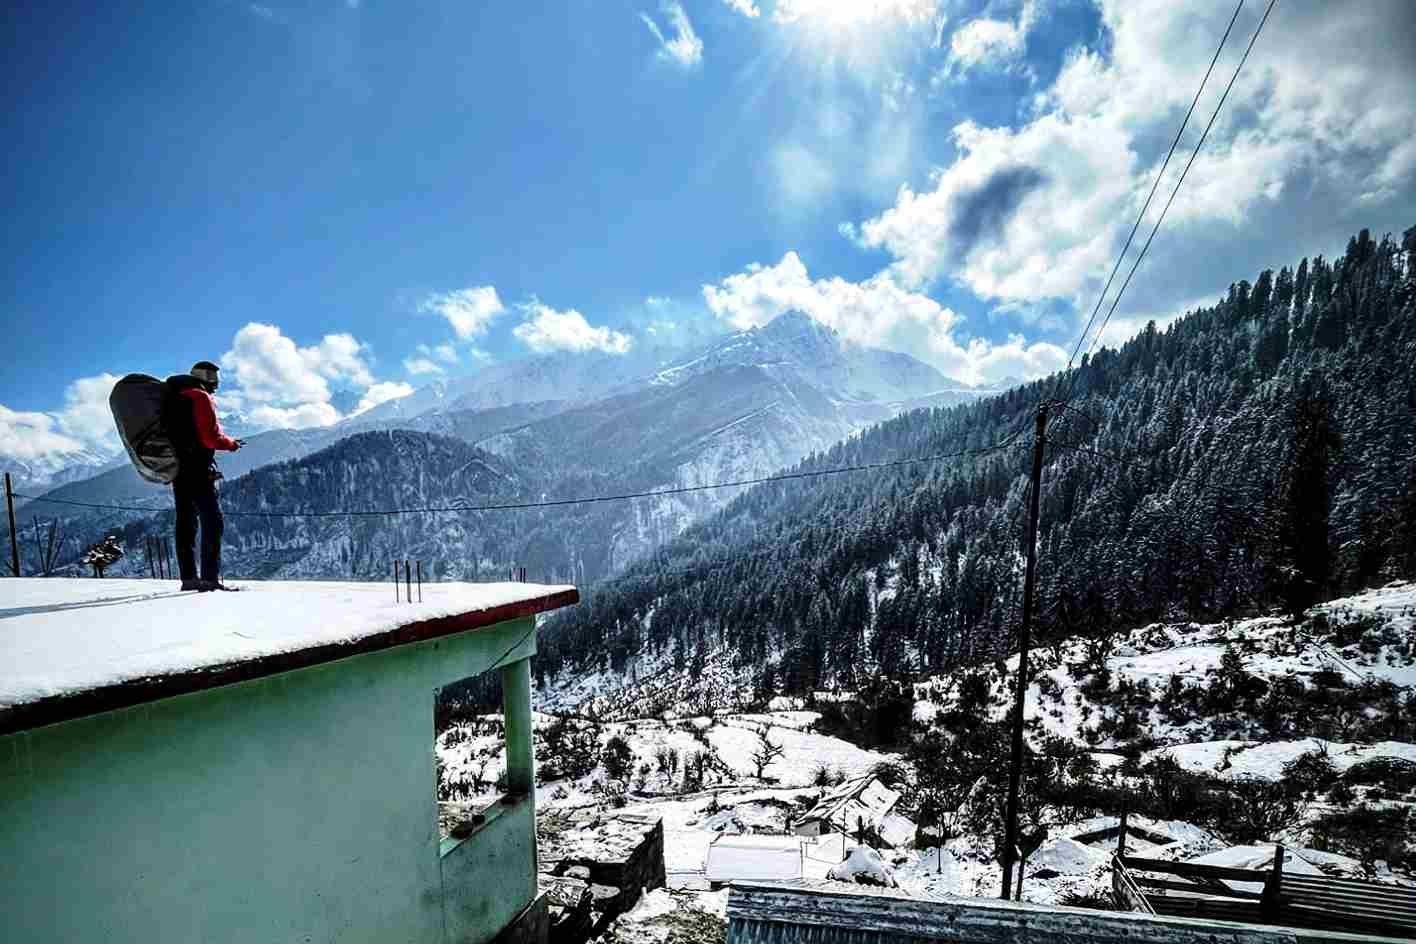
[[1275, 375, 1337, 618]]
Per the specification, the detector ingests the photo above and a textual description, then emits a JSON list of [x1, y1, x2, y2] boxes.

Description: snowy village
[[4, 1, 1416, 943]]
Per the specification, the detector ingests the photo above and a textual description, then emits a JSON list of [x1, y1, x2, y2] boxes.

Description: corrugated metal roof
[[725, 882, 1410, 944]]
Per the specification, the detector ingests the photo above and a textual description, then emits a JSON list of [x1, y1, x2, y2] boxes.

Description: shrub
[[1343, 757, 1416, 795], [537, 716, 601, 781], [1136, 756, 1210, 822], [1310, 805, 1413, 868], [1281, 748, 1339, 799], [869, 760, 910, 790], [1059, 891, 1116, 911], [601, 735, 635, 782], [1217, 776, 1302, 844]]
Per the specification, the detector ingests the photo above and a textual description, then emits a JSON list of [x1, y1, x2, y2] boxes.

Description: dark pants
[[173, 474, 224, 582]]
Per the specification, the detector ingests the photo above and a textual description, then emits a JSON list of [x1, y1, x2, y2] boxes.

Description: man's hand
[[232, 438, 245, 451]]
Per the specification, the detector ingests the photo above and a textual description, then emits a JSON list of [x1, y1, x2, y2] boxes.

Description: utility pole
[[5, 473, 19, 578], [1000, 403, 1048, 899]]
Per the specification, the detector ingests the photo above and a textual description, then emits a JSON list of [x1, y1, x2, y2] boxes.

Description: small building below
[[792, 776, 901, 842], [707, 834, 806, 885]]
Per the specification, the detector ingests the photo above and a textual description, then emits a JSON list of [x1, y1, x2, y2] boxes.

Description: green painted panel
[[0, 615, 538, 944], [441, 796, 537, 944]]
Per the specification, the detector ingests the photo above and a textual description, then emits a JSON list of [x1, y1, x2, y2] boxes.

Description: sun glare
[[773, 0, 938, 32], [771, 0, 940, 71]]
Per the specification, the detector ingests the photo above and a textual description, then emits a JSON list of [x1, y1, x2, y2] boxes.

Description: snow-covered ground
[[1148, 738, 1416, 781], [438, 711, 895, 803], [451, 583, 1416, 934], [912, 581, 1416, 751]]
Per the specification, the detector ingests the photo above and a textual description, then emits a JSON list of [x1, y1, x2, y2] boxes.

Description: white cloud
[[301, 332, 375, 387], [859, 114, 1137, 302], [702, 251, 1065, 384], [353, 381, 416, 416], [722, 0, 759, 17], [223, 322, 404, 430], [0, 373, 129, 477], [247, 402, 342, 431], [403, 357, 445, 377], [226, 323, 335, 405], [640, 2, 704, 69], [55, 373, 123, 447], [947, 0, 1038, 73], [772, 143, 835, 209], [420, 286, 505, 340], [0, 404, 86, 463], [403, 342, 462, 376], [514, 303, 634, 354], [856, 0, 1416, 333]]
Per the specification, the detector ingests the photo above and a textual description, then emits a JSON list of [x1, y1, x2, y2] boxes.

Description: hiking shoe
[[196, 580, 241, 592], [180, 579, 203, 591]]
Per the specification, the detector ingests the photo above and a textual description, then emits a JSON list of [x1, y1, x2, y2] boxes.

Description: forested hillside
[[539, 226, 1416, 693]]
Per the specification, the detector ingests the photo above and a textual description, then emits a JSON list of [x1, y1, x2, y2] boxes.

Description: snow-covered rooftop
[[0, 577, 577, 732], [705, 835, 804, 883], [796, 775, 900, 828]]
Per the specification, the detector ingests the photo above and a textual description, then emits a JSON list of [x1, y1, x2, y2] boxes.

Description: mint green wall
[[0, 616, 539, 944]]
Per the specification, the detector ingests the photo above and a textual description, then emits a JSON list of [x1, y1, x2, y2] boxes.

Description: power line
[[10, 439, 1023, 521], [1063, 0, 1278, 404], [1048, 0, 1247, 408]]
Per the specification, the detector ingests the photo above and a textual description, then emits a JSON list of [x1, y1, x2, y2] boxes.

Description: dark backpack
[[109, 374, 182, 484]]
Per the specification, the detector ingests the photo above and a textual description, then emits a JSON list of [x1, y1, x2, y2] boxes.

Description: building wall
[[0, 615, 539, 944]]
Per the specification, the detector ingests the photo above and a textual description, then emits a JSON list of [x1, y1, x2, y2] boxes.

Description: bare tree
[[82, 535, 124, 578], [750, 726, 785, 779], [29, 518, 65, 577]]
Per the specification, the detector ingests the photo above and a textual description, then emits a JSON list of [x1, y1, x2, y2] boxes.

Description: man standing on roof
[[162, 361, 242, 591]]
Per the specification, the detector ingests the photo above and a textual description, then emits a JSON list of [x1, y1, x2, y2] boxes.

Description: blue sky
[[4, 0, 1415, 472]]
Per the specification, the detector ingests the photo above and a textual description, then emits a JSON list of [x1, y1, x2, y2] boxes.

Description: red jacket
[[180, 388, 240, 451]]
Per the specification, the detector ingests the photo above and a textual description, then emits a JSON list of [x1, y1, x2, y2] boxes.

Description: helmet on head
[[191, 361, 221, 393]]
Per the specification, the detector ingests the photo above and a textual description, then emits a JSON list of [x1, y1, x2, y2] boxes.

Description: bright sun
[[771, 0, 940, 70], [774, 0, 938, 33]]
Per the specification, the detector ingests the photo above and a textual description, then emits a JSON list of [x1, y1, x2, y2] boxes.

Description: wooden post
[[1001, 404, 1048, 899], [416, 561, 423, 602], [404, 560, 411, 603], [1117, 807, 1129, 859], [5, 472, 19, 578], [394, 560, 401, 603], [1264, 844, 1284, 923]]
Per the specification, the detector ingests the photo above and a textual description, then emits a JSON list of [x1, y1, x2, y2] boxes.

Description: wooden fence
[[1113, 851, 1416, 939]]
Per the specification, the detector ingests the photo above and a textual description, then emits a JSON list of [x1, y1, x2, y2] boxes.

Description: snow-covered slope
[[516, 584, 1415, 922], [910, 581, 1416, 752]]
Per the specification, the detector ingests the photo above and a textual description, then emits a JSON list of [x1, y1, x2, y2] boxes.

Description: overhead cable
[[11, 439, 1022, 521]]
